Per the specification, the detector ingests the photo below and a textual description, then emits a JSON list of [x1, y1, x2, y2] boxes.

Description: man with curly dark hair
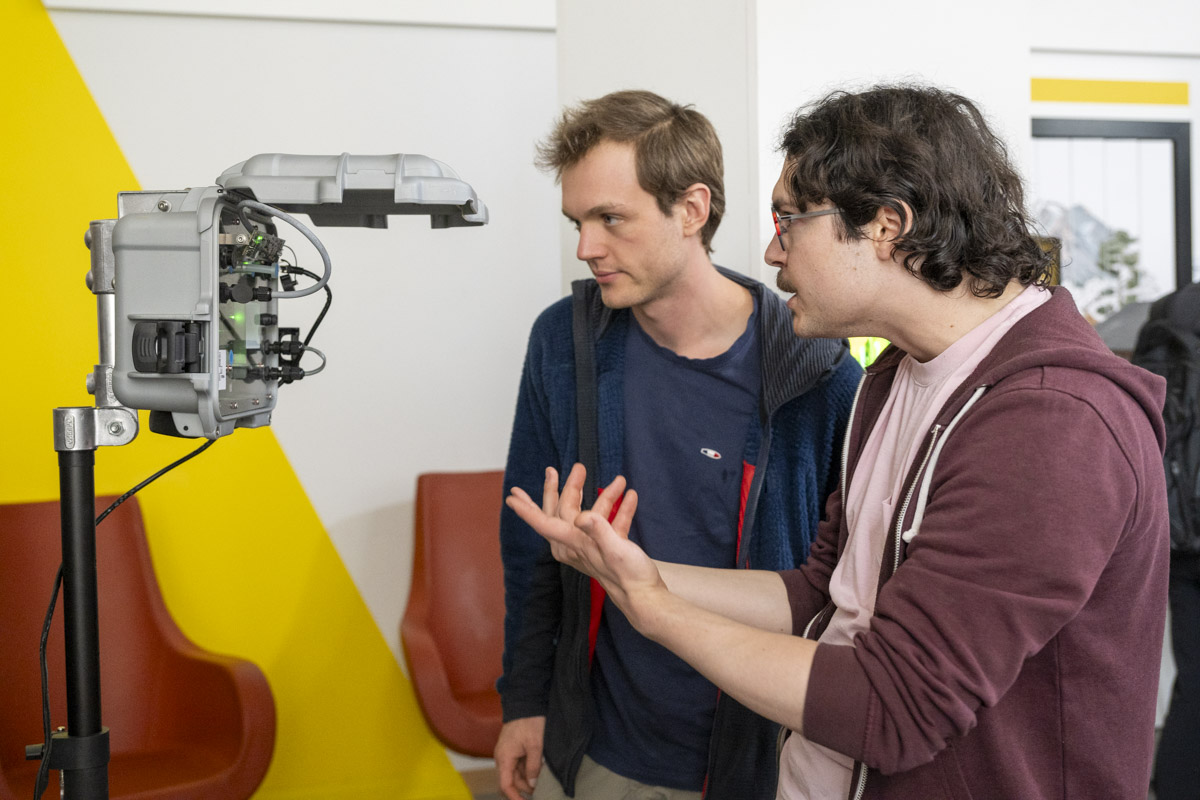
[[508, 84, 1170, 800]]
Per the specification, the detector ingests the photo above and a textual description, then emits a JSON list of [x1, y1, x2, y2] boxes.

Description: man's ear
[[677, 182, 711, 239], [867, 202, 912, 260]]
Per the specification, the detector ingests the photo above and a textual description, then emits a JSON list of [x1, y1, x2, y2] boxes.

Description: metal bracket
[[54, 407, 138, 452]]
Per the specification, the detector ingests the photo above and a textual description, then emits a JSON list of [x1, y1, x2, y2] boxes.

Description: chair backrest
[[0, 497, 167, 767], [401, 470, 506, 757], [0, 496, 275, 799]]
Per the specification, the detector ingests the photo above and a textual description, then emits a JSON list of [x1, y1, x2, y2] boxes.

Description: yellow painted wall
[[0, 2, 469, 797]]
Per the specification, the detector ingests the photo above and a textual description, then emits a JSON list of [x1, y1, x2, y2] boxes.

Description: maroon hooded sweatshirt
[[780, 287, 1169, 800]]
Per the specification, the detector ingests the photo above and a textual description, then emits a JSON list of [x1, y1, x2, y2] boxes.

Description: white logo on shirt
[[700, 448, 722, 460]]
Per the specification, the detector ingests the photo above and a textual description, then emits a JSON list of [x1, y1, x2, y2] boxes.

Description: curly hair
[[536, 90, 725, 253], [780, 85, 1049, 297]]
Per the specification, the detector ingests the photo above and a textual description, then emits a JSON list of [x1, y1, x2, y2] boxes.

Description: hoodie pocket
[[935, 741, 974, 800], [873, 743, 974, 800]]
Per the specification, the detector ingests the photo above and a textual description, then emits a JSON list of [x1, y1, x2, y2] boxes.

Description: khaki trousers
[[532, 755, 703, 800]]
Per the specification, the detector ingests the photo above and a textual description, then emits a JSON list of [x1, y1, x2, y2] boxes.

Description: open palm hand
[[506, 464, 665, 624]]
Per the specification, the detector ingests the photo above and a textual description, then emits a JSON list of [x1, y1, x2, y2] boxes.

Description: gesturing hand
[[506, 464, 666, 627], [494, 716, 545, 800]]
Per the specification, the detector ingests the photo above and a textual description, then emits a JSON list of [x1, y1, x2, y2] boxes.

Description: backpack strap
[[571, 280, 599, 508]]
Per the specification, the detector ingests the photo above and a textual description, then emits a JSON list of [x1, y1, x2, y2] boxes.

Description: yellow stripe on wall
[[0, 1, 468, 797], [1032, 78, 1189, 105]]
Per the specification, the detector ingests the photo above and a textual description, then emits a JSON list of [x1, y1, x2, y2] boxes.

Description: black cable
[[277, 247, 332, 352], [282, 265, 332, 351], [236, 203, 268, 237], [32, 437, 216, 799], [31, 567, 62, 800], [95, 438, 216, 526]]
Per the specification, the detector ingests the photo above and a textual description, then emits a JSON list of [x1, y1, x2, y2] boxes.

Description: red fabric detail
[[587, 489, 623, 663], [588, 578, 606, 663], [738, 461, 755, 567]]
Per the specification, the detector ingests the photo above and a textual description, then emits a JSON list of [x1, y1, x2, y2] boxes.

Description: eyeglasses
[[772, 207, 841, 251]]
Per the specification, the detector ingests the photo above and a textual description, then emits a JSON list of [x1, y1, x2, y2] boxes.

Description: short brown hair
[[536, 90, 725, 253]]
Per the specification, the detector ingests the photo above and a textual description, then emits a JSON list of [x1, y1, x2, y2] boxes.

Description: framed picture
[[1029, 119, 1193, 323]]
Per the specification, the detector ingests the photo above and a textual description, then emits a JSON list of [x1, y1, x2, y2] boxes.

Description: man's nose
[[576, 223, 603, 262], [764, 233, 785, 269]]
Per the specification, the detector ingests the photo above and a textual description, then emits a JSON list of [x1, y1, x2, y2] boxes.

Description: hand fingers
[[556, 463, 587, 521], [540, 467, 560, 516], [592, 474, 628, 521], [526, 742, 543, 777], [506, 489, 540, 523], [508, 488, 586, 551], [612, 488, 638, 537], [574, 509, 617, 547], [496, 756, 522, 800], [521, 751, 542, 794], [506, 492, 557, 539], [512, 767, 533, 797]]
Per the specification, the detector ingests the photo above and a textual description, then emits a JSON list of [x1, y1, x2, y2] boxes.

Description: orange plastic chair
[[0, 496, 276, 799], [401, 470, 506, 758]]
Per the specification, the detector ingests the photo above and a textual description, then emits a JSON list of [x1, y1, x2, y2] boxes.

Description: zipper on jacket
[[851, 761, 868, 799], [802, 603, 833, 639]]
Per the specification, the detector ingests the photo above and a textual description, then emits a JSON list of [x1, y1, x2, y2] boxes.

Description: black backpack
[[1132, 282, 1200, 555]]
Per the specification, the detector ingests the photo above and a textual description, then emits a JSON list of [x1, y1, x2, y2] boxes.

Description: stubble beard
[[596, 276, 645, 311]]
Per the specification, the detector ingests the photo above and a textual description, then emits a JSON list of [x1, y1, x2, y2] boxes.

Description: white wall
[[1030, 0, 1200, 57], [46, 5, 562, 686], [555, 0, 759, 290], [754, 0, 1033, 284]]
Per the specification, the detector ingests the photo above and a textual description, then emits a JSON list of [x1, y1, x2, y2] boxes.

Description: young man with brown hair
[[509, 85, 1170, 800], [496, 90, 861, 800]]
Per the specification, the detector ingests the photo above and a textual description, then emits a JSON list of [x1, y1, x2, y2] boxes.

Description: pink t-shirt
[[777, 284, 1051, 800]]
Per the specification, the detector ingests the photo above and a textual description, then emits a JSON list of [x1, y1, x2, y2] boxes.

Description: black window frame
[[1031, 118, 1193, 289]]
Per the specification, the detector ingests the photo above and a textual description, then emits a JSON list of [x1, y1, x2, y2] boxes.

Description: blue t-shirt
[[588, 299, 761, 790]]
